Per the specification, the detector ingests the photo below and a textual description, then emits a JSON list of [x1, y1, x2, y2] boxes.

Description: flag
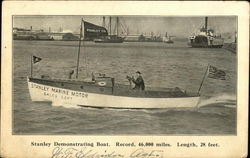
[[82, 20, 108, 40], [33, 56, 42, 64], [208, 65, 226, 80]]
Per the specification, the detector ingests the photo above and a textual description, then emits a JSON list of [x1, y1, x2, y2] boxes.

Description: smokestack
[[49, 27, 51, 33], [205, 17, 208, 32], [30, 26, 32, 30]]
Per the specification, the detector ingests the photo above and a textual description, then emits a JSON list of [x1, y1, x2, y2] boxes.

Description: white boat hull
[[27, 78, 200, 109]]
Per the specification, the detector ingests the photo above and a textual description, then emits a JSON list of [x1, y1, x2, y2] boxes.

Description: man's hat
[[136, 71, 141, 74]]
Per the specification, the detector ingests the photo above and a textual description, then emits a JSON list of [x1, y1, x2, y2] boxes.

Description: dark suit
[[132, 76, 145, 90]]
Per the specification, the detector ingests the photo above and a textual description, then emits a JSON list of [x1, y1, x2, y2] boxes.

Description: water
[[13, 40, 236, 135]]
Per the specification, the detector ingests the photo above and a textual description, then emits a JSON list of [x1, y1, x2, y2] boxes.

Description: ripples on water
[[13, 40, 236, 135]]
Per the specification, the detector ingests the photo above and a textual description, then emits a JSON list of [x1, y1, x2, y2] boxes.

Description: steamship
[[188, 17, 224, 48]]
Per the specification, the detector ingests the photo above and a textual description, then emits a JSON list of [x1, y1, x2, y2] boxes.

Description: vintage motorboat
[[27, 76, 200, 109], [27, 18, 201, 109]]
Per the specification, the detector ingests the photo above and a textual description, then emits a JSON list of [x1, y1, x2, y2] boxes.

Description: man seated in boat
[[127, 71, 145, 90]]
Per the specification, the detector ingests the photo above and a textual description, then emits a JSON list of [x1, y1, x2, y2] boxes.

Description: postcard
[[1, 1, 249, 158]]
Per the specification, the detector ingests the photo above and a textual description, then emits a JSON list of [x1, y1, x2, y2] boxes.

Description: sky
[[13, 16, 237, 38]]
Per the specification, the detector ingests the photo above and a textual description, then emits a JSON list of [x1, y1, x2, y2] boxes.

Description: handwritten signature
[[51, 147, 164, 158]]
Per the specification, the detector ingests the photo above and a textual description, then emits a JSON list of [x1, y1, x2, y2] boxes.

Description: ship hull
[[94, 35, 124, 43], [27, 77, 200, 109], [165, 40, 174, 44], [94, 40, 123, 43], [94, 39, 124, 43], [189, 35, 224, 48]]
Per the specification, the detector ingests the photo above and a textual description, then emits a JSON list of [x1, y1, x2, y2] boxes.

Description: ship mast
[[102, 16, 106, 28], [116, 17, 119, 36], [76, 18, 83, 79], [109, 17, 112, 35]]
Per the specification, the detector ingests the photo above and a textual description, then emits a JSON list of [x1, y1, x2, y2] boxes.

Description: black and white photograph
[[13, 15, 237, 135], [1, 2, 248, 158]]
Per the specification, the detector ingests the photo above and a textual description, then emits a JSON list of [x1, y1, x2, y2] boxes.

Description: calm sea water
[[13, 40, 236, 135]]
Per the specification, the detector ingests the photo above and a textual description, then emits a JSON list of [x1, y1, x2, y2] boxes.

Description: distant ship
[[188, 17, 224, 48], [94, 17, 124, 43], [163, 32, 174, 44]]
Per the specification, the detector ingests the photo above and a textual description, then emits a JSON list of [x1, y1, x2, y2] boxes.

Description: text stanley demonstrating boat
[[27, 19, 201, 109], [94, 17, 124, 43], [188, 17, 224, 48]]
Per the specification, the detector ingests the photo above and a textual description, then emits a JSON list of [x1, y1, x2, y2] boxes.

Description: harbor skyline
[[13, 16, 237, 37]]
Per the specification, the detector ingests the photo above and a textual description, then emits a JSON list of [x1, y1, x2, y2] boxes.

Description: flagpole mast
[[30, 55, 33, 77], [76, 19, 83, 79], [197, 64, 210, 95]]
